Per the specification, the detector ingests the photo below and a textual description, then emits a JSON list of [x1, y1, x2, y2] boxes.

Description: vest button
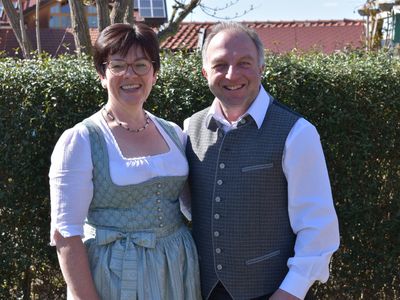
[[214, 213, 220, 220], [217, 179, 223, 185], [216, 264, 223, 270], [215, 196, 221, 202], [215, 248, 221, 254], [213, 231, 220, 237], [219, 163, 225, 169]]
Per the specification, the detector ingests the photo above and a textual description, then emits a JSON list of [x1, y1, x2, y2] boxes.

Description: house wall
[[25, 1, 54, 28]]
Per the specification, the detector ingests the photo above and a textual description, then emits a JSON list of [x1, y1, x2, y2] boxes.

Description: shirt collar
[[205, 86, 271, 130]]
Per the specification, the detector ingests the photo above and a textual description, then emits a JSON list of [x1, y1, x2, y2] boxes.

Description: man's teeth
[[226, 85, 243, 90], [121, 84, 140, 89]]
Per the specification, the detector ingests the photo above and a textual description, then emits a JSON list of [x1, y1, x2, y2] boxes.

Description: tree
[[69, 0, 93, 55], [3, 0, 255, 57], [2, 0, 32, 58], [35, 0, 41, 54], [72, 0, 256, 55]]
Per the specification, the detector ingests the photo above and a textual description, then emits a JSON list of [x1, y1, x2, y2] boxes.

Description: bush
[[0, 50, 399, 299]]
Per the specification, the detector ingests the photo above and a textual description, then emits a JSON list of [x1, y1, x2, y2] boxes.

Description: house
[[0, 0, 167, 56], [357, 0, 400, 49], [0, 0, 365, 57]]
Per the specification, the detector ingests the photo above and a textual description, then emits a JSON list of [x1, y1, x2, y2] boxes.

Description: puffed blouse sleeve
[[49, 123, 93, 246]]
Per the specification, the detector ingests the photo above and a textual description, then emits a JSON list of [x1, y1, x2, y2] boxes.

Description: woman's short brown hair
[[93, 23, 160, 76]]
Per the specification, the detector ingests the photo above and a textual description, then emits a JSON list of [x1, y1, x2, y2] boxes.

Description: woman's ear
[[152, 72, 158, 86], [99, 75, 107, 89]]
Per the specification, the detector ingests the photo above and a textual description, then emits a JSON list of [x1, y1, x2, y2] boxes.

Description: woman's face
[[100, 46, 157, 110]]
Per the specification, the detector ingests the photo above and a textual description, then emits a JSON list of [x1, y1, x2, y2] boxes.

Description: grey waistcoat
[[186, 100, 300, 300]]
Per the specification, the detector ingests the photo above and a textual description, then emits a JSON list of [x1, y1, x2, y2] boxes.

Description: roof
[[0, 20, 365, 57], [161, 20, 366, 53]]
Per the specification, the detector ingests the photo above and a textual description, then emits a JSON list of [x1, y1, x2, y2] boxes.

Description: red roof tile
[[160, 20, 365, 53]]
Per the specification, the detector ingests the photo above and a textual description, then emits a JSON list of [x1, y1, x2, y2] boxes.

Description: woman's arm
[[54, 231, 100, 300]]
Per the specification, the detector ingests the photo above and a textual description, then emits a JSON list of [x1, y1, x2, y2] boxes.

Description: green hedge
[[0, 50, 399, 299]]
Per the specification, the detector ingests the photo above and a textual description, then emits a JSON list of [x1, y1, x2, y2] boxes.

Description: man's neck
[[218, 102, 249, 124]]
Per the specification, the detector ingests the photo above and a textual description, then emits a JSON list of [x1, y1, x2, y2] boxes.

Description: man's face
[[202, 30, 264, 118]]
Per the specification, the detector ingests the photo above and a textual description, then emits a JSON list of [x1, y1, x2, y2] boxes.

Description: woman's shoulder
[[150, 113, 185, 139], [54, 112, 103, 149]]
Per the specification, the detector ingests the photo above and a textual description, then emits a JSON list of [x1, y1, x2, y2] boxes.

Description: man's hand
[[269, 289, 301, 300]]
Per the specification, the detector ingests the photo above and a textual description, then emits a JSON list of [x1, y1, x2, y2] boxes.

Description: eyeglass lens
[[108, 59, 152, 75]]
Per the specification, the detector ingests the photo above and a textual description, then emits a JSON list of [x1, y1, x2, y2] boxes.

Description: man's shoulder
[[271, 99, 303, 119], [190, 106, 211, 119]]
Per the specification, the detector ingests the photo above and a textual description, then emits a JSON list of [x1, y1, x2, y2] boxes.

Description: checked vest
[[186, 100, 300, 300]]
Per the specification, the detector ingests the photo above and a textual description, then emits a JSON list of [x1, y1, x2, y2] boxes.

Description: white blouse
[[49, 111, 189, 246]]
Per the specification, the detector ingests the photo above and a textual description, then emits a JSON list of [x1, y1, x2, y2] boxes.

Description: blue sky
[[165, 0, 367, 22]]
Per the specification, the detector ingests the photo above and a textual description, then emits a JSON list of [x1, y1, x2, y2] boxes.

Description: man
[[184, 22, 340, 300]]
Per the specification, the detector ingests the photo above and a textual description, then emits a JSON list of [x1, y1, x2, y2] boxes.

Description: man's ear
[[259, 64, 265, 75], [201, 68, 208, 80]]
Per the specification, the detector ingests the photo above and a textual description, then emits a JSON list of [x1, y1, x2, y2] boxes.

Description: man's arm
[[279, 118, 340, 299]]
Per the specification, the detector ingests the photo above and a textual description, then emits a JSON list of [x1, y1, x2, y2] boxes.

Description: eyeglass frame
[[103, 59, 155, 76]]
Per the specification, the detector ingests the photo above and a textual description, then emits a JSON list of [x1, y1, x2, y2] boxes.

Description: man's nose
[[225, 65, 238, 79]]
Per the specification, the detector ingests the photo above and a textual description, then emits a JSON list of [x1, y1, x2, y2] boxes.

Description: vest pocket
[[241, 163, 273, 173], [245, 250, 281, 265]]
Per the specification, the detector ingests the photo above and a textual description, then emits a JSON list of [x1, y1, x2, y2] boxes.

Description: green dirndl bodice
[[81, 118, 201, 300]]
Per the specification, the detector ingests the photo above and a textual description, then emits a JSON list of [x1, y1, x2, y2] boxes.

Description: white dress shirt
[[183, 86, 340, 299], [49, 111, 189, 246]]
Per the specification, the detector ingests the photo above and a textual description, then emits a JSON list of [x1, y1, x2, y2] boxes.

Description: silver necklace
[[103, 106, 150, 133]]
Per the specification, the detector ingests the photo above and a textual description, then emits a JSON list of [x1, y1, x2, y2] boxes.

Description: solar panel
[[137, 0, 167, 18]]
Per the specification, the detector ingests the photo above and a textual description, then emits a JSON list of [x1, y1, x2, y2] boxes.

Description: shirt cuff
[[279, 270, 314, 300]]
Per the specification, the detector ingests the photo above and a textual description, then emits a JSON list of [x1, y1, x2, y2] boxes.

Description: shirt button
[[157, 207, 162, 212], [219, 163, 225, 169], [216, 264, 223, 270], [215, 196, 221, 203], [215, 248, 221, 254], [240, 118, 246, 124], [217, 179, 223, 185], [156, 191, 161, 195], [218, 132, 223, 138], [214, 213, 220, 220], [159, 223, 164, 227], [158, 216, 163, 220], [214, 231, 220, 237], [157, 199, 161, 203], [157, 183, 162, 188]]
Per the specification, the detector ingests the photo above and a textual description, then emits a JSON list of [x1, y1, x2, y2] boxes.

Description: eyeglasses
[[104, 59, 154, 76]]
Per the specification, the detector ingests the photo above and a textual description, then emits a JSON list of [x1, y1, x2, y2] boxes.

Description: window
[[49, 3, 97, 28], [86, 5, 97, 28], [138, 0, 166, 18], [49, 3, 71, 28]]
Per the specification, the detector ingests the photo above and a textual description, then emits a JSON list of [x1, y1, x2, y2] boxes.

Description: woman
[[49, 23, 201, 300]]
